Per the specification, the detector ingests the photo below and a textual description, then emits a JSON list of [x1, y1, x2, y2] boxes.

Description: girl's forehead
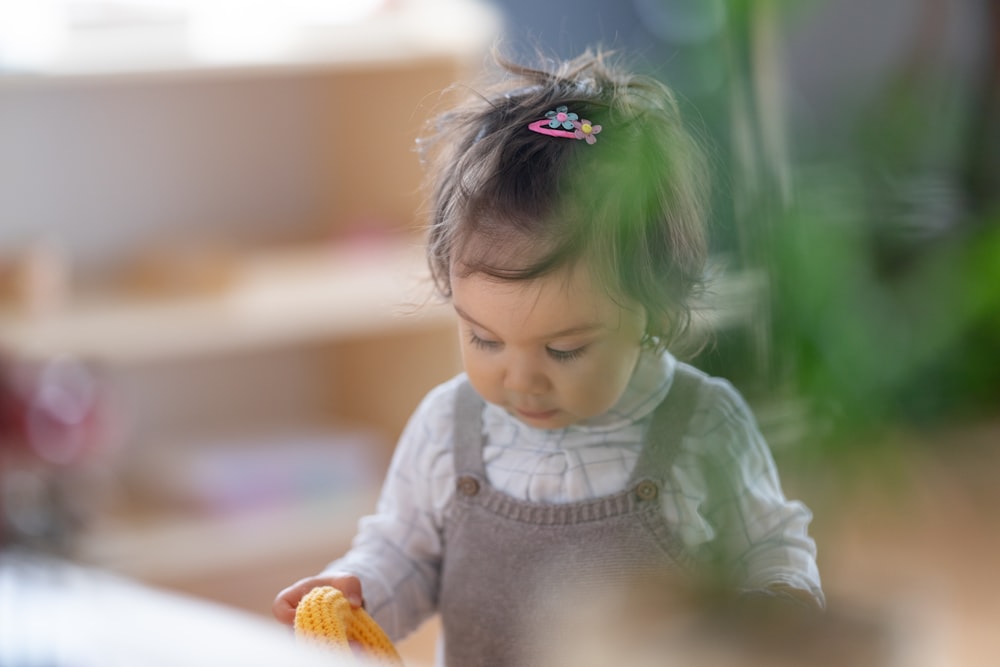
[[451, 264, 638, 335]]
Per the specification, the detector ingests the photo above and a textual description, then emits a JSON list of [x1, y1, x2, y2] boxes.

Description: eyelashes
[[546, 347, 586, 362], [467, 332, 588, 362], [468, 332, 500, 351]]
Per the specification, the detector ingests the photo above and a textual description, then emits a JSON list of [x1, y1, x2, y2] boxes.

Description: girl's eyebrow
[[453, 305, 495, 333], [453, 304, 606, 339]]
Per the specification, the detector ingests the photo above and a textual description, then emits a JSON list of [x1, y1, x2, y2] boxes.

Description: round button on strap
[[457, 476, 480, 496], [635, 480, 659, 501]]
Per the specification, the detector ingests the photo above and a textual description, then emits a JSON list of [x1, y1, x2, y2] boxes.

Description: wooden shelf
[[0, 3, 491, 628], [0, 239, 454, 365], [78, 489, 379, 584], [0, 246, 762, 367]]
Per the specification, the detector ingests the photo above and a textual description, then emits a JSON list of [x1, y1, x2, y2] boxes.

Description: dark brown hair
[[420, 48, 710, 351]]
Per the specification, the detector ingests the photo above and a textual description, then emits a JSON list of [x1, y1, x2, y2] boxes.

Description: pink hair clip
[[528, 105, 602, 144]]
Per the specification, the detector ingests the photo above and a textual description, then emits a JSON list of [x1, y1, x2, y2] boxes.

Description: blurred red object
[[0, 354, 106, 467]]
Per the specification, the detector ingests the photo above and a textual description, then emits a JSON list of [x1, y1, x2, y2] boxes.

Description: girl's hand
[[272, 573, 364, 626]]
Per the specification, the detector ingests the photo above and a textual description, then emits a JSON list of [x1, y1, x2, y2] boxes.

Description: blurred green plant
[[769, 174, 1000, 457], [713, 0, 1000, 467]]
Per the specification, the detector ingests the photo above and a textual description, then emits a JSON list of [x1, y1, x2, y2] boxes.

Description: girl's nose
[[503, 357, 548, 395]]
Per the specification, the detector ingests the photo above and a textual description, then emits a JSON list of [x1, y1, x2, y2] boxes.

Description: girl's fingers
[[272, 576, 364, 624], [272, 581, 317, 625], [272, 594, 298, 625]]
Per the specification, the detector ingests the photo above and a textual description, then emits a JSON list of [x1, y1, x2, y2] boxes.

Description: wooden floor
[[795, 416, 1000, 667]]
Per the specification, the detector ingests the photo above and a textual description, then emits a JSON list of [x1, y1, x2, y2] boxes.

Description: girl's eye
[[469, 332, 501, 351], [547, 346, 587, 362]]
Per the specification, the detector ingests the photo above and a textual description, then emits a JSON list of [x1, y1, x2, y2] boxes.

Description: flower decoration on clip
[[546, 105, 578, 130], [528, 105, 602, 144]]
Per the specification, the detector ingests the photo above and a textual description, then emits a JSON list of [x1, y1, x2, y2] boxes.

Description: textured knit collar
[[483, 349, 676, 443]]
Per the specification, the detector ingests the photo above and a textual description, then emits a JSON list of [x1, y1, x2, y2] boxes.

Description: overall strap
[[452, 379, 487, 476], [628, 363, 704, 484]]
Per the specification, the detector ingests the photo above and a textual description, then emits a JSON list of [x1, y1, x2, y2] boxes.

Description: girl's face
[[451, 261, 646, 429]]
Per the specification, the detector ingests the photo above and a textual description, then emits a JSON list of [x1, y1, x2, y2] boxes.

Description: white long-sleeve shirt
[[328, 350, 823, 641]]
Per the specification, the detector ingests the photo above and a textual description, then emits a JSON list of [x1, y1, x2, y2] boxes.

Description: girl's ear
[[640, 310, 672, 352], [645, 309, 667, 339]]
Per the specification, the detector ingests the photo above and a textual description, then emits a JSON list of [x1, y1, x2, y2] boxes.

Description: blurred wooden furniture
[[0, 0, 495, 637]]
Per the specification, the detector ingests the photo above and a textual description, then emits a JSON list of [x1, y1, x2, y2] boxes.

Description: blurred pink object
[[0, 354, 106, 467]]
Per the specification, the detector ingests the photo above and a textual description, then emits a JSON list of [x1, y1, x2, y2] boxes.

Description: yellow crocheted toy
[[294, 586, 403, 666]]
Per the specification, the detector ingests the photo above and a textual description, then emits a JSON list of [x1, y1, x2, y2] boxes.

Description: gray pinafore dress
[[438, 367, 702, 667]]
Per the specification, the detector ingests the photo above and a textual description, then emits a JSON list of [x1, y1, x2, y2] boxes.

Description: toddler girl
[[274, 49, 823, 666]]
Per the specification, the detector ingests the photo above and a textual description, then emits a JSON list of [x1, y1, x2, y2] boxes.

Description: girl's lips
[[515, 407, 559, 421]]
